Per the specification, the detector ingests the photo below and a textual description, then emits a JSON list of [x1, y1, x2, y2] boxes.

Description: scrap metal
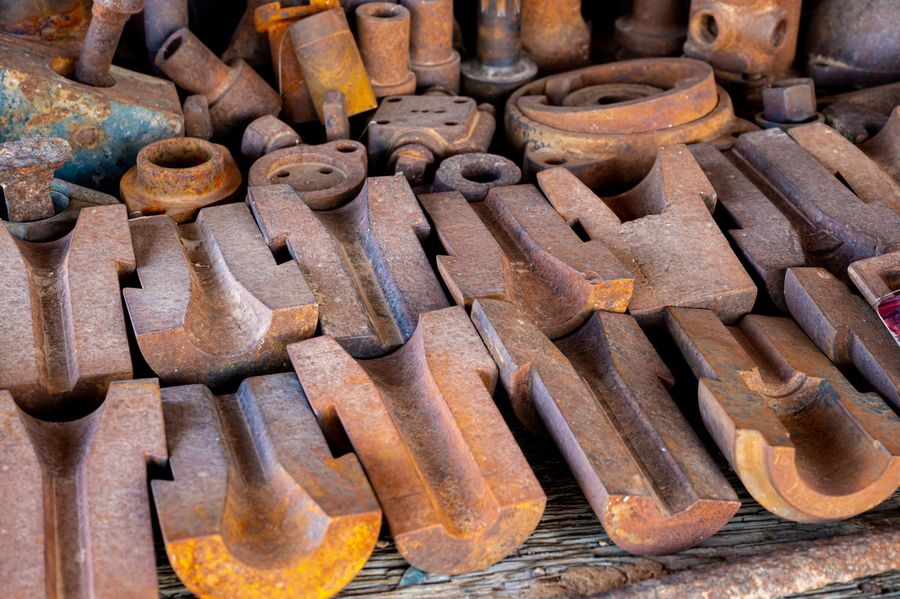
[[615, 0, 689, 58], [76, 0, 142, 87], [756, 77, 823, 129], [248, 177, 449, 358], [143, 0, 188, 68], [401, 0, 460, 93], [240, 114, 302, 160], [288, 306, 546, 574], [819, 81, 900, 143], [124, 202, 318, 387], [666, 307, 900, 523], [0, 137, 69, 222], [521, 0, 590, 73], [849, 253, 900, 344], [432, 152, 522, 201], [182, 94, 214, 140], [356, 3, 417, 98], [152, 374, 381, 598]]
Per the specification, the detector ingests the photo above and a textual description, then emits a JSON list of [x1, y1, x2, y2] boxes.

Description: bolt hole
[[335, 143, 357, 153], [544, 157, 567, 165], [319, 166, 334, 175], [697, 13, 718, 44], [386, 97, 402, 103], [444, 121, 459, 126], [453, 99, 468, 104], [276, 171, 290, 178], [374, 120, 390, 125], [434, 109, 446, 113], [771, 19, 787, 47], [460, 167, 500, 183]]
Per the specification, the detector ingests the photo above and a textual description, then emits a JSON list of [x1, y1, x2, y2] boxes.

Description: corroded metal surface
[[785, 267, 899, 408], [288, 306, 546, 574], [323, 90, 351, 141], [240, 114, 301, 160], [757, 77, 822, 129], [153, 374, 381, 598], [182, 94, 213, 140], [848, 253, 900, 344], [432, 152, 522, 201], [222, 0, 270, 68], [119, 136, 242, 222], [0, 0, 87, 40], [472, 299, 739, 555], [0, 203, 134, 421], [143, 0, 188, 67], [155, 28, 281, 138], [820, 82, 900, 144], [538, 146, 756, 326], [615, 0, 689, 57], [859, 106, 900, 184], [367, 94, 495, 183], [247, 139, 367, 210], [421, 186, 632, 338], [76, 0, 142, 87], [401, 0, 460, 93], [356, 3, 416, 98], [249, 177, 448, 358], [666, 307, 900, 523], [0, 380, 166, 598], [505, 57, 754, 188], [124, 203, 317, 387], [0, 137, 70, 222], [521, 0, 590, 72]]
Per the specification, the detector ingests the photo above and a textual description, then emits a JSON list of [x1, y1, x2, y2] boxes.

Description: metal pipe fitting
[[521, 0, 590, 72], [356, 2, 416, 97], [401, 0, 460, 93], [615, 0, 689, 57], [76, 0, 144, 87]]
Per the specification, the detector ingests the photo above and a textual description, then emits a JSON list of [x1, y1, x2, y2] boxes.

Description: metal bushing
[[357, 3, 416, 98], [401, 0, 460, 93], [432, 153, 522, 201], [120, 137, 242, 222]]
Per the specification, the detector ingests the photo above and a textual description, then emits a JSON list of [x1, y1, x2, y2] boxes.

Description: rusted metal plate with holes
[[471, 299, 739, 556], [848, 252, 900, 344], [0, 380, 166, 598], [0, 204, 134, 421], [733, 129, 900, 268], [784, 267, 900, 408], [249, 177, 448, 358], [152, 374, 381, 598], [288, 306, 545, 574], [420, 186, 632, 339], [690, 142, 805, 310], [538, 145, 756, 327], [124, 202, 317, 387], [666, 307, 900, 523]]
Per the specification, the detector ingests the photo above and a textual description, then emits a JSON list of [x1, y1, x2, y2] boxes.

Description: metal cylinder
[[357, 3, 416, 97], [144, 0, 189, 66], [615, 0, 689, 57], [521, 0, 590, 72], [76, 0, 143, 87], [401, 0, 459, 92], [155, 28, 235, 100], [476, 0, 523, 68]]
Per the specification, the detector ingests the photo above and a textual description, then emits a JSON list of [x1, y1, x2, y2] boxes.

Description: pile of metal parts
[[0, 0, 898, 597]]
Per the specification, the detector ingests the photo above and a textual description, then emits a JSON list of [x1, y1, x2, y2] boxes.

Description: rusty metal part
[[461, 0, 537, 103], [666, 306, 900, 522], [182, 94, 213, 140], [153, 374, 381, 597], [432, 152, 521, 201], [785, 267, 899, 409], [155, 28, 281, 138], [249, 177, 448, 358], [733, 129, 900, 269], [859, 106, 900, 184], [848, 253, 900, 344], [820, 82, 900, 144], [0, 202, 134, 421], [323, 90, 350, 141], [598, 525, 900, 599], [367, 95, 496, 184], [421, 186, 632, 338], [288, 8, 377, 122], [288, 306, 545, 573], [119, 137, 242, 222], [472, 299, 739, 555], [683, 0, 801, 78], [401, 0, 459, 93], [521, 0, 590, 73], [247, 140, 367, 210], [222, 0, 270, 68], [538, 146, 756, 327], [143, 0, 187, 68], [75, 0, 143, 87], [0, 0, 87, 40], [505, 57, 754, 189], [254, 0, 338, 126], [124, 203, 317, 387], [756, 78, 823, 129], [615, 0, 689, 58], [0, 137, 70, 222], [356, 3, 416, 98], [241, 114, 301, 160], [787, 121, 900, 215], [806, 0, 900, 88], [0, 381, 166, 597], [0, 34, 182, 193]]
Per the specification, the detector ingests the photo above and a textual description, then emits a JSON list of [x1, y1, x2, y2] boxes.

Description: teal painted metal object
[[0, 34, 183, 193]]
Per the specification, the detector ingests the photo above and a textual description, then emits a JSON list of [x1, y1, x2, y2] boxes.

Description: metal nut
[[763, 77, 817, 123]]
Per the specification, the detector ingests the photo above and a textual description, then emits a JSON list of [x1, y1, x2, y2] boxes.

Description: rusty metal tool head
[[615, 0, 689, 58], [849, 253, 900, 345], [756, 78, 823, 130], [521, 0, 590, 73], [666, 306, 900, 522], [241, 114, 302, 160], [784, 267, 899, 409], [432, 152, 522, 201], [254, 0, 339, 125], [0, 137, 70, 223], [153, 374, 381, 598], [0, 0, 88, 41], [367, 94, 496, 184], [733, 128, 900, 269], [472, 298, 739, 555], [537, 146, 756, 327], [155, 27, 282, 138], [249, 176, 448, 358], [124, 202, 318, 387], [420, 185, 633, 339], [356, 3, 417, 98], [288, 8, 377, 123], [505, 57, 754, 188], [75, 0, 144, 87], [0, 380, 166, 597], [119, 136, 242, 223], [182, 94, 214, 141], [683, 0, 801, 79], [401, 0, 460, 93], [461, 0, 537, 103], [288, 306, 545, 573], [247, 139, 367, 210]]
